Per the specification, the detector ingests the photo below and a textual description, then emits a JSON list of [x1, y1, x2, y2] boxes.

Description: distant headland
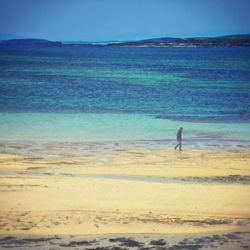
[[1, 34, 250, 47]]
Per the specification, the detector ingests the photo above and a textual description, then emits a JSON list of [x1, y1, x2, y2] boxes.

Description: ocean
[[0, 45, 250, 145]]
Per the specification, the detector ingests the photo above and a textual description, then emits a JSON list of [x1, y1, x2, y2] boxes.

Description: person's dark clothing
[[175, 128, 183, 151], [177, 130, 182, 140]]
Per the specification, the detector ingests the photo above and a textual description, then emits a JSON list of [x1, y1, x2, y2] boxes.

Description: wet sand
[[0, 232, 250, 249], [0, 141, 249, 249]]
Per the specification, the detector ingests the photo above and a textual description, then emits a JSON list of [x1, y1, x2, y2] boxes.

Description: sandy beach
[[0, 141, 249, 249]]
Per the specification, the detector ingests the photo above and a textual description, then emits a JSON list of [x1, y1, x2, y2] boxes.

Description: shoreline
[[1, 137, 250, 150]]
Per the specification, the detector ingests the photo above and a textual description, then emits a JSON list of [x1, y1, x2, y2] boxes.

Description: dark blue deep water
[[0, 45, 250, 122]]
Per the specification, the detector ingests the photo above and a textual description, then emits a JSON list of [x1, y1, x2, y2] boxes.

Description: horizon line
[[1, 33, 250, 43]]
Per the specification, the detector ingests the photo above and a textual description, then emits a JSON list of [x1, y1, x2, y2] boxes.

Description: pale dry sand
[[0, 143, 249, 249]]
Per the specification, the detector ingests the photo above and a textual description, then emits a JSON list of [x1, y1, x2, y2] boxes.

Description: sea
[[0, 45, 250, 148]]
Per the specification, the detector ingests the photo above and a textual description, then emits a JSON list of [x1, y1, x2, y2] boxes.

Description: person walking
[[175, 127, 183, 151]]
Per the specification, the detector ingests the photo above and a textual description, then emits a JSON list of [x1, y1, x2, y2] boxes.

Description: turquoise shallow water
[[0, 45, 250, 144], [0, 112, 249, 143]]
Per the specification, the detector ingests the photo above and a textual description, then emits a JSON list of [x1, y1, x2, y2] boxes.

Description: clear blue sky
[[0, 0, 250, 41]]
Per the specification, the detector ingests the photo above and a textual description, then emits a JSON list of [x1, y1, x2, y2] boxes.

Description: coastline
[[0, 110, 250, 248]]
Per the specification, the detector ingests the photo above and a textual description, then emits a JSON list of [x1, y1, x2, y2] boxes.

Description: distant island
[[107, 34, 250, 47], [1, 34, 250, 47], [0, 38, 62, 46]]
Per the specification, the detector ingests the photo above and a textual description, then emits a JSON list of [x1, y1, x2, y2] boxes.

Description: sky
[[0, 0, 250, 41]]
